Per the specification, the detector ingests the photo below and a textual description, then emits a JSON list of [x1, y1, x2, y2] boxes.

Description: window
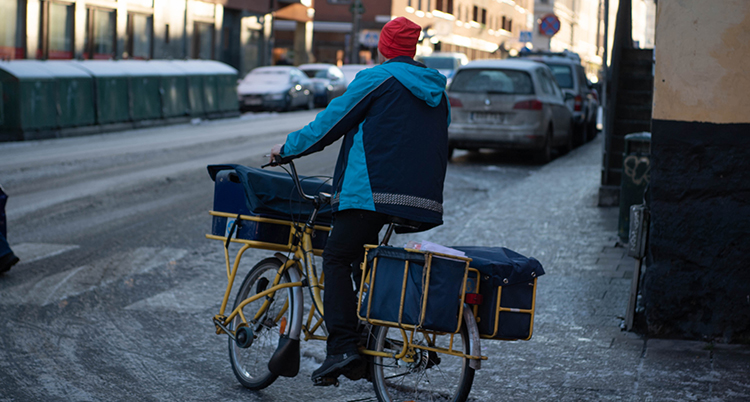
[[127, 13, 153, 59], [0, 0, 18, 59], [85, 7, 116, 59], [436, 0, 442, 10], [536, 69, 552, 95], [446, 0, 453, 14], [547, 64, 574, 89], [43, 1, 75, 59], [481, 8, 486, 25], [472, 6, 478, 22], [451, 69, 534, 94], [193, 22, 214, 59]]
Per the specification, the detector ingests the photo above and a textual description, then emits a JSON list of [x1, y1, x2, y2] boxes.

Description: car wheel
[[559, 123, 574, 155], [535, 126, 553, 164], [587, 119, 597, 142], [307, 94, 315, 110]]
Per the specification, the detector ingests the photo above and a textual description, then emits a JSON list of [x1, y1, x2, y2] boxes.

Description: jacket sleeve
[[279, 69, 391, 162]]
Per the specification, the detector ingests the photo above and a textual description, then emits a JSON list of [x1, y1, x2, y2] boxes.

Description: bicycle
[[205, 159, 542, 401]]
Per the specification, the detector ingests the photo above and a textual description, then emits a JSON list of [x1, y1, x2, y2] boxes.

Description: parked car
[[298, 63, 347, 106], [340, 64, 370, 86], [237, 66, 314, 112], [515, 51, 598, 144], [416, 52, 469, 86], [447, 59, 574, 163]]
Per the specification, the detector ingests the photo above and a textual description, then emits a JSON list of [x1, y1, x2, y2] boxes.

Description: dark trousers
[[322, 209, 388, 355]]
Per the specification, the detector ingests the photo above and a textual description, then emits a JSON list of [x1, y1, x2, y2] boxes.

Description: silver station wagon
[[447, 59, 574, 163]]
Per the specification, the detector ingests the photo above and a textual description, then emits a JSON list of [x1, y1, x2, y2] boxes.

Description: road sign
[[359, 30, 379, 48], [519, 30, 532, 42], [539, 14, 561, 37]]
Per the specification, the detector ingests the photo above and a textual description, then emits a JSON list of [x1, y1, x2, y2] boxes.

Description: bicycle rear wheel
[[228, 257, 293, 390], [370, 321, 475, 402]]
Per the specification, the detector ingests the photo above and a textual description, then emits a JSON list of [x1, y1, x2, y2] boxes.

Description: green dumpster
[[119, 61, 163, 121], [148, 61, 190, 118], [618, 132, 652, 240], [43, 61, 96, 128], [72, 61, 131, 124], [0, 61, 57, 139], [170, 61, 208, 116], [204, 60, 239, 113], [171, 60, 238, 116]]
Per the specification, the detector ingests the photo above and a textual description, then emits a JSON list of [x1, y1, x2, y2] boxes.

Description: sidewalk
[[438, 135, 750, 402]]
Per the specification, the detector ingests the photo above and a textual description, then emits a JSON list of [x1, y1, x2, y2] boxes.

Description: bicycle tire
[[228, 257, 293, 390], [370, 319, 475, 402]]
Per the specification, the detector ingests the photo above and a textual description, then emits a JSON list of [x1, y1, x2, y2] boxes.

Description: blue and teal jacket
[[279, 56, 450, 231]]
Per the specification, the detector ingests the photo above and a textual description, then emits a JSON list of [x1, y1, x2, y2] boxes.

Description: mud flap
[[268, 335, 300, 377], [463, 306, 482, 370]]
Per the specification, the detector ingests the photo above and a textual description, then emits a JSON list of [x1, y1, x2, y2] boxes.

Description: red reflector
[[465, 293, 483, 305], [449, 97, 463, 107], [574, 95, 583, 111], [513, 99, 543, 110]]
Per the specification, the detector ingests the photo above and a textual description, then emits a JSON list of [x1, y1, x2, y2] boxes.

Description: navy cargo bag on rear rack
[[454, 246, 544, 340], [206, 164, 333, 250], [357, 246, 472, 334]]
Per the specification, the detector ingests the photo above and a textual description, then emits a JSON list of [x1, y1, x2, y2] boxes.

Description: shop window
[[0, 0, 22, 59], [193, 21, 214, 59], [85, 7, 116, 59], [127, 12, 153, 59], [39, 1, 75, 59]]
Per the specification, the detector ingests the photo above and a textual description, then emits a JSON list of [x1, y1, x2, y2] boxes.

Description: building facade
[[291, 0, 535, 67], [0, 0, 316, 76]]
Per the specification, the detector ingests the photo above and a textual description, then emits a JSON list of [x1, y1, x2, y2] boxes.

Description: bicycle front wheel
[[228, 257, 294, 390], [371, 322, 475, 402]]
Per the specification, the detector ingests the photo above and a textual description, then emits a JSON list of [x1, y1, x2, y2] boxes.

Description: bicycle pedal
[[312, 377, 339, 387]]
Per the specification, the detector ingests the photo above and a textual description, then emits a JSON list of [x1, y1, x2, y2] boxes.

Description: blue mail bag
[[358, 246, 470, 333], [207, 165, 331, 249], [454, 246, 544, 340]]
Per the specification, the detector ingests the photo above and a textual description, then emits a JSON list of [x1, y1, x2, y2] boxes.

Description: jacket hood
[[378, 59, 447, 107]]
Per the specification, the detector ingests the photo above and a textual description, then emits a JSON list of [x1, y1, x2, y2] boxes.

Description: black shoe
[[311, 352, 362, 386], [0, 253, 19, 274]]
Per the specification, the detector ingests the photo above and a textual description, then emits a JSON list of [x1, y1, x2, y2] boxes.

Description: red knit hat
[[378, 17, 421, 59]]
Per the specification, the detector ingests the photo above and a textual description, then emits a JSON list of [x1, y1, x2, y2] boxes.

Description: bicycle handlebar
[[262, 156, 317, 203]]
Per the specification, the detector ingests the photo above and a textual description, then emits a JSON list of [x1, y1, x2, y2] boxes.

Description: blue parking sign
[[520, 31, 533, 43]]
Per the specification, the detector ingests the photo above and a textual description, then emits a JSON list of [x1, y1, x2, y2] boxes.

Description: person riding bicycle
[[270, 16, 451, 386]]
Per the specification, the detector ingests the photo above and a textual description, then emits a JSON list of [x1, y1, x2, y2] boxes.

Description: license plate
[[244, 98, 262, 105], [471, 112, 504, 123]]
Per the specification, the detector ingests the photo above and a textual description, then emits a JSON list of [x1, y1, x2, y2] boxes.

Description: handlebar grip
[[261, 155, 284, 169]]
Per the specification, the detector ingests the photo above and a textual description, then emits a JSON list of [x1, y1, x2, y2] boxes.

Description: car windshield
[[302, 69, 328, 79], [547, 64, 573, 88], [421, 57, 458, 70], [449, 69, 534, 94], [245, 70, 289, 84]]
